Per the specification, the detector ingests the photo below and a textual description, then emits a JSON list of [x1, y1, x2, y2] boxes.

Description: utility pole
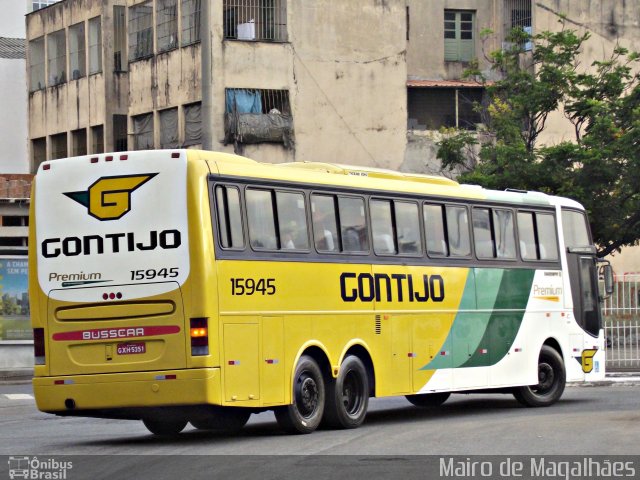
[[201, 0, 212, 150]]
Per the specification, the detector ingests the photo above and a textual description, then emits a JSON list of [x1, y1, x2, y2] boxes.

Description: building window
[[133, 113, 154, 150], [159, 108, 179, 148], [181, 0, 201, 45], [31, 1, 58, 12], [32, 138, 46, 169], [223, 0, 287, 42], [183, 102, 202, 147], [29, 37, 45, 92], [444, 10, 475, 62], [47, 29, 66, 86], [407, 87, 483, 130], [113, 115, 128, 151], [50, 133, 67, 159], [88, 17, 102, 74], [71, 129, 87, 156], [129, 1, 154, 61], [157, 0, 178, 53], [504, 0, 532, 51], [91, 125, 104, 153], [113, 6, 127, 71], [224, 89, 293, 146], [69, 23, 86, 80]]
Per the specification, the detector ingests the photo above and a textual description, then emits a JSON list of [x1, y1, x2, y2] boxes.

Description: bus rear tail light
[[34, 328, 45, 365], [190, 318, 209, 356]]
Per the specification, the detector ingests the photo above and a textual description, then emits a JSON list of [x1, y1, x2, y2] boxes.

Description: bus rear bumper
[[33, 368, 222, 415]]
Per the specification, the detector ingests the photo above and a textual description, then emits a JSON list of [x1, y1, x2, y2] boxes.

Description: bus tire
[[190, 407, 251, 431], [142, 417, 188, 436], [274, 355, 325, 434], [323, 355, 369, 429], [405, 392, 451, 408], [513, 345, 566, 407]]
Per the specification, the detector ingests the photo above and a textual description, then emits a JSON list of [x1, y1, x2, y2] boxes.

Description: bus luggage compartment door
[[46, 282, 187, 376], [223, 322, 260, 402]]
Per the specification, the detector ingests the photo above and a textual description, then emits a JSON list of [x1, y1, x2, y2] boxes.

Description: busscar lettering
[[340, 272, 445, 303], [41, 229, 181, 258], [82, 328, 145, 340]]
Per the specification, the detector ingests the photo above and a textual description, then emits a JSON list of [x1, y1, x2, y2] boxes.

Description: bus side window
[[246, 189, 278, 249], [446, 205, 471, 257], [473, 207, 494, 258], [493, 209, 516, 259], [423, 203, 448, 256], [371, 199, 396, 255], [395, 201, 421, 254], [536, 213, 559, 261], [215, 185, 244, 249], [311, 194, 339, 252], [517, 212, 537, 260], [338, 196, 369, 253], [561, 210, 590, 247], [276, 191, 309, 251]]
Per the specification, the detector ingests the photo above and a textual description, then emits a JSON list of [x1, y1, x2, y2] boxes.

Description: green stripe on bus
[[421, 268, 535, 371], [461, 268, 535, 367]]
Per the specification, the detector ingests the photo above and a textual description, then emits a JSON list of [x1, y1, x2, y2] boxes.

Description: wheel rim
[[342, 370, 364, 415], [534, 362, 555, 395], [296, 373, 319, 418]]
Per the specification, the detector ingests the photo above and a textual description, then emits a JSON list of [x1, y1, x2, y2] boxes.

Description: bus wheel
[[405, 392, 451, 408], [274, 355, 325, 434], [323, 355, 369, 429], [191, 407, 251, 431], [142, 417, 188, 436], [513, 345, 566, 407]]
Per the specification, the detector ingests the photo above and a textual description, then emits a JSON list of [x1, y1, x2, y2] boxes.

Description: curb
[[0, 369, 34, 382]]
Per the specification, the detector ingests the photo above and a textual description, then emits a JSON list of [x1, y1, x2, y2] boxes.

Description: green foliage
[[437, 21, 640, 257]]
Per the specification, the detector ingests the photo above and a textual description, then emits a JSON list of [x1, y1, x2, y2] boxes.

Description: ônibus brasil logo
[[64, 173, 158, 221]]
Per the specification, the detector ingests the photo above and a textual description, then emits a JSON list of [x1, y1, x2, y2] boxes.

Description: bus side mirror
[[600, 263, 614, 299]]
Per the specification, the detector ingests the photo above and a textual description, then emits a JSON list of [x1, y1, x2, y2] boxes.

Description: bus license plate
[[117, 342, 146, 355]]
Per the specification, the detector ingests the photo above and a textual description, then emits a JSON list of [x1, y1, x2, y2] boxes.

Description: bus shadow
[[79, 396, 589, 447]]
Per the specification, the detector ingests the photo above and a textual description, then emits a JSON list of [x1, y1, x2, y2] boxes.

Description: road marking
[[3, 394, 34, 400]]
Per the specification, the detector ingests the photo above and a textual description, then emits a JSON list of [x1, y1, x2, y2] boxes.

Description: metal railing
[[602, 274, 640, 370]]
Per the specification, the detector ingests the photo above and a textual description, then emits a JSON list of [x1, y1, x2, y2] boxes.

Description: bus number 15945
[[230, 278, 276, 296]]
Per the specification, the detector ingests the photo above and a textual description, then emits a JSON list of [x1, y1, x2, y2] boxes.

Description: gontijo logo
[[64, 173, 158, 221]]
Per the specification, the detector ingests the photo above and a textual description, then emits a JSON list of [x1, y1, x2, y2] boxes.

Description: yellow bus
[[30, 149, 612, 435]]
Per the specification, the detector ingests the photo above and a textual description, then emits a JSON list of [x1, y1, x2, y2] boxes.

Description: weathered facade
[[404, 0, 640, 171], [26, 0, 408, 171]]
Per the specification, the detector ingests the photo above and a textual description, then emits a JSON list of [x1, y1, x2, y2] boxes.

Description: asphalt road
[[0, 383, 638, 456]]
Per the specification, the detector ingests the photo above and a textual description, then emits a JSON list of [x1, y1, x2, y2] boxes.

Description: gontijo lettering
[[41, 229, 182, 258], [340, 272, 445, 302]]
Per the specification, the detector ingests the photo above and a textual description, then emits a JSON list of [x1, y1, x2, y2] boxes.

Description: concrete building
[[0, 1, 42, 373], [26, 0, 408, 172], [404, 0, 639, 172], [26, 1, 639, 173]]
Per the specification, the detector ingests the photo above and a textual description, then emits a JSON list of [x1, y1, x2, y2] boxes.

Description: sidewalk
[[0, 368, 33, 383]]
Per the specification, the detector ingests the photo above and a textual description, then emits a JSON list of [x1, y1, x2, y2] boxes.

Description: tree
[[437, 22, 640, 257]]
